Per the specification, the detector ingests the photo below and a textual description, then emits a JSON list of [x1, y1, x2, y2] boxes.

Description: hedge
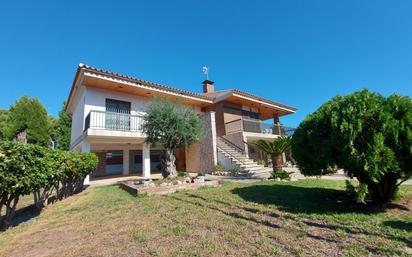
[[0, 141, 97, 230]]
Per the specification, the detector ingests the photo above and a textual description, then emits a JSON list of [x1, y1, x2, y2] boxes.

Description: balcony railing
[[225, 118, 295, 136], [84, 110, 144, 132]]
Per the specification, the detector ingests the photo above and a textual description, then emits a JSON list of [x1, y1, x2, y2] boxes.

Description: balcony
[[85, 110, 144, 132], [225, 118, 295, 136]]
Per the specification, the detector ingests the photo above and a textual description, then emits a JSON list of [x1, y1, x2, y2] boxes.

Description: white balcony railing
[[84, 110, 144, 132]]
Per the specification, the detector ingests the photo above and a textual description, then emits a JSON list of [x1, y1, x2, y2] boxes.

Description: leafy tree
[[253, 136, 292, 172], [142, 98, 203, 178], [0, 109, 7, 140], [51, 102, 72, 150], [292, 90, 412, 204], [0, 142, 47, 229], [0, 141, 97, 229], [3, 96, 51, 146]]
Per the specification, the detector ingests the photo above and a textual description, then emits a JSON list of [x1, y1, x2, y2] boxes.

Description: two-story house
[[66, 64, 297, 184]]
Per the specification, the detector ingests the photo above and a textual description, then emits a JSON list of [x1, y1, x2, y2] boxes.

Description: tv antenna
[[202, 66, 209, 80]]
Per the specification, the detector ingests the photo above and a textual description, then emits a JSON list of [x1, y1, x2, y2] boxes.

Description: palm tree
[[253, 136, 292, 172]]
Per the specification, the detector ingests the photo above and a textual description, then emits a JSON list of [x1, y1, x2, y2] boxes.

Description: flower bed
[[120, 176, 220, 196]]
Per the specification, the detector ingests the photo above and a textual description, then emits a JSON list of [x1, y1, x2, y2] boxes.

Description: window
[[105, 99, 131, 114], [106, 150, 123, 175], [105, 99, 131, 131]]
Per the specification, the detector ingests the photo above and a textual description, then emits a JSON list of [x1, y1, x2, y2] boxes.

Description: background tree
[[142, 98, 203, 178], [2, 96, 51, 146], [0, 109, 7, 140], [292, 90, 412, 204], [52, 102, 72, 150], [253, 136, 292, 172]]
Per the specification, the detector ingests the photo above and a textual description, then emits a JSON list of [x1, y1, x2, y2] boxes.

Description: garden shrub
[[271, 170, 293, 181], [292, 90, 412, 204], [230, 166, 242, 175], [0, 142, 48, 229], [213, 164, 223, 173], [0, 141, 97, 230], [177, 171, 188, 177], [256, 159, 267, 166]]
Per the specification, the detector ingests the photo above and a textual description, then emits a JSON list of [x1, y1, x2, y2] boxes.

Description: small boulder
[[195, 176, 205, 183]]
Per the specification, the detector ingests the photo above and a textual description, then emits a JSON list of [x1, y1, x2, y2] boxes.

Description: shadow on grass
[[231, 183, 412, 248], [382, 220, 412, 232], [231, 184, 378, 215], [3, 204, 41, 230], [171, 188, 412, 251]]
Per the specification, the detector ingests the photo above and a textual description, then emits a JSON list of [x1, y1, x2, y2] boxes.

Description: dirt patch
[[386, 193, 412, 216], [6, 227, 81, 257]]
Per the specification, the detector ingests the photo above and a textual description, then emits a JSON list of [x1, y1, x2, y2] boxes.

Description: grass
[[0, 179, 411, 257]]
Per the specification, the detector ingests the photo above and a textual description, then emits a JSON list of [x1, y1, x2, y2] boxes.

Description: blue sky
[[0, 1, 411, 126]]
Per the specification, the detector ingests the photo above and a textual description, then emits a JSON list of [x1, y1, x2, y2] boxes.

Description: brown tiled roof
[[230, 89, 297, 111], [79, 64, 213, 101], [202, 89, 297, 112], [66, 63, 297, 112]]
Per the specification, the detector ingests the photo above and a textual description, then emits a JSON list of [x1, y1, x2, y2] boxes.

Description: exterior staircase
[[216, 137, 273, 179]]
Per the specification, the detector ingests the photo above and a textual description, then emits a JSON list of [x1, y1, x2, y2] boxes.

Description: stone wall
[[186, 111, 217, 173]]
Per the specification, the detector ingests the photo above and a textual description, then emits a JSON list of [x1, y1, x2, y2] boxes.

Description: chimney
[[202, 80, 215, 93]]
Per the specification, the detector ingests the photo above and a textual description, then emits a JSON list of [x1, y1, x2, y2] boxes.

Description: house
[[66, 64, 297, 184]]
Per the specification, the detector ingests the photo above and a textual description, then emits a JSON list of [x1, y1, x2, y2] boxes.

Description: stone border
[[120, 180, 221, 196]]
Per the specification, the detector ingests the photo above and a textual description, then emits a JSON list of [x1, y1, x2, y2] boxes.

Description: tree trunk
[[161, 148, 177, 178], [33, 190, 41, 209], [0, 196, 19, 230], [271, 154, 283, 172], [357, 172, 399, 205], [369, 173, 398, 204]]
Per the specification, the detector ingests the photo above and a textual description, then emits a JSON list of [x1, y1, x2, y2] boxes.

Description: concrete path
[[89, 174, 163, 187]]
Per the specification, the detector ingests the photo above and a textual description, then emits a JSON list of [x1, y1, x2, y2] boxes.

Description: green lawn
[[0, 179, 411, 257]]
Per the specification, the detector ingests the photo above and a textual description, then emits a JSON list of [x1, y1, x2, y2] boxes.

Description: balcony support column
[[143, 143, 151, 179], [273, 113, 282, 136], [81, 140, 91, 186], [123, 147, 130, 175]]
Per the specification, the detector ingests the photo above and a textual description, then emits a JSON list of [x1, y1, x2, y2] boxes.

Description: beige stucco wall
[[185, 111, 217, 173]]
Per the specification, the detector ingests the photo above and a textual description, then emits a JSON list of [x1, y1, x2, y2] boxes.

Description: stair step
[[242, 166, 272, 171], [217, 136, 271, 179]]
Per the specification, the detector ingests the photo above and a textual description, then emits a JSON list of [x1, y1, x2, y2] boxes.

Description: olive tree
[[142, 99, 203, 178], [292, 90, 411, 204]]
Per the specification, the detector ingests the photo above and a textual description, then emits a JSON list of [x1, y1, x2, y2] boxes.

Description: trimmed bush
[[0, 141, 97, 230], [271, 170, 293, 181], [0, 142, 48, 229], [292, 90, 412, 204]]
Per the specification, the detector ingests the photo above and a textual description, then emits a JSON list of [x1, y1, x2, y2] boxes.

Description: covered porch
[[74, 136, 187, 185]]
